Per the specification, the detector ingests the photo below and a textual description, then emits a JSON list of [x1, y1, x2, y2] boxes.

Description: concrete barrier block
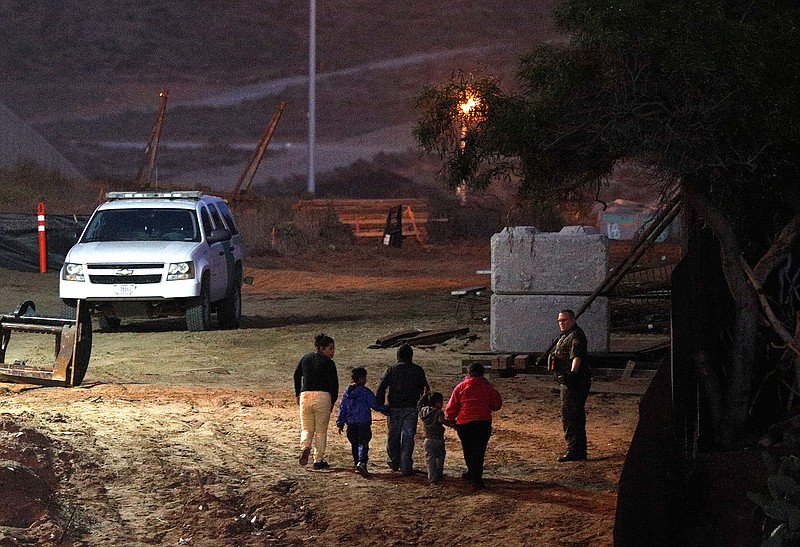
[[491, 227, 609, 294], [489, 294, 609, 353]]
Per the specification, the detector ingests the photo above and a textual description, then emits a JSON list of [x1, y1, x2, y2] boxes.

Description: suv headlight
[[62, 263, 85, 282], [167, 261, 195, 281]]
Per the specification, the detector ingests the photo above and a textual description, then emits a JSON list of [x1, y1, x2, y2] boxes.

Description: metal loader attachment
[[0, 300, 92, 387]]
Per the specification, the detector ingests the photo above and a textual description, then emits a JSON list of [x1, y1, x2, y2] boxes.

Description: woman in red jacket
[[445, 362, 502, 490]]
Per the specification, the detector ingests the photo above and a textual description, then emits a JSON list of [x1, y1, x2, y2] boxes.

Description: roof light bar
[[105, 191, 204, 200]]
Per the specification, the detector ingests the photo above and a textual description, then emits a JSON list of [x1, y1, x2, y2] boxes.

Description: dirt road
[[0, 243, 642, 546]]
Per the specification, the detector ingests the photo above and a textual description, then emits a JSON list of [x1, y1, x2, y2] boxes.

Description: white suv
[[60, 191, 244, 331]]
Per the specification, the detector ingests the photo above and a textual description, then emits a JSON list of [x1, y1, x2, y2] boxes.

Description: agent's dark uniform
[[550, 323, 591, 459]]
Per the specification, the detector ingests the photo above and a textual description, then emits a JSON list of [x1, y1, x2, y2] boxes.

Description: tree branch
[[740, 257, 800, 359], [753, 215, 800, 285]]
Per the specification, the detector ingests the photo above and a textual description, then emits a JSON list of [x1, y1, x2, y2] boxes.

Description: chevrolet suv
[[60, 191, 244, 331]]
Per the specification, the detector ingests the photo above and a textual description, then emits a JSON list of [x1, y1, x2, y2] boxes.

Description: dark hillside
[[0, 0, 560, 187]]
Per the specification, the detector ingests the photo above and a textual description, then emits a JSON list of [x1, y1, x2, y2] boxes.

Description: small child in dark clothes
[[336, 367, 386, 478], [417, 391, 449, 484]]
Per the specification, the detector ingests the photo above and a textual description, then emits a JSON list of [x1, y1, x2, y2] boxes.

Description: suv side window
[[200, 206, 214, 237], [207, 204, 225, 231], [215, 202, 239, 235]]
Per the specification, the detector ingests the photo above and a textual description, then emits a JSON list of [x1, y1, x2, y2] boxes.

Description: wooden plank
[[338, 211, 430, 221], [450, 285, 487, 296], [374, 329, 429, 348], [294, 198, 430, 211], [397, 327, 470, 347], [357, 233, 427, 240], [621, 360, 637, 379]]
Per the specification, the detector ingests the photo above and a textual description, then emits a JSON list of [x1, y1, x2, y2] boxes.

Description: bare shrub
[[232, 195, 296, 256], [292, 207, 354, 247]]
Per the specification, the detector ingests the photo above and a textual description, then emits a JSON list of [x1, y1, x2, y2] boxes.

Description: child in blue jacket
[[336, 367, 386, 477]]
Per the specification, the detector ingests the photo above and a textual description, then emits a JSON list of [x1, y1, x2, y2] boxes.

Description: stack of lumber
[[293, 198, 430, 243]]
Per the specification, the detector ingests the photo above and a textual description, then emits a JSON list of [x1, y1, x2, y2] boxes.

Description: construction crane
[[135, 89, 169, 189], [228, 101, 287, 205]]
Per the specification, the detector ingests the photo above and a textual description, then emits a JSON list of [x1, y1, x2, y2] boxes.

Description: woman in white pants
[[293, 333, 339, 469]]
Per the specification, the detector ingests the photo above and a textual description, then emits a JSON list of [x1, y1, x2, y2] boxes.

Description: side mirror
[[206, 228, 232, 244]]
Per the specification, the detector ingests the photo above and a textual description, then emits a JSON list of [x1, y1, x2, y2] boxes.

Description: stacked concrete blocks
[[490, 226, 610, 353]]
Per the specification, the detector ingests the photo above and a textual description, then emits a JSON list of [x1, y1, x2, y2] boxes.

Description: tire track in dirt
[[2, 389, 315, 545]]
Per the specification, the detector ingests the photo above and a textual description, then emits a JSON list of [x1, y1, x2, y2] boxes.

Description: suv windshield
[[81, 209, 201, 243]]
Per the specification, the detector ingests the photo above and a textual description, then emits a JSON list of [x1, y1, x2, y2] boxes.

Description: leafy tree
[[415, 0, 800, 447]]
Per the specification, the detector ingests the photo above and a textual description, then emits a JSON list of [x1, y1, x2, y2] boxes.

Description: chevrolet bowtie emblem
[[116, 269, 134, 276]]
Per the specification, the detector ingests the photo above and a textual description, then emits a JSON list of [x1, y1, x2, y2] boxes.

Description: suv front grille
[[87, 263, 165, 269], [89, 274, 163, 284]]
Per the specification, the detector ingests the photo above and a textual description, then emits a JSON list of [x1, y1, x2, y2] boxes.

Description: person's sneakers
[[388, 463, 399, 472], [299, 447, 311, 466], [557, 453, 587, 462], [401, 468, 414, 476], [355, 463, 370, 478], [461, 472, 473, 482], [471, 479, 486, 491], [313, 460, 331, 470]]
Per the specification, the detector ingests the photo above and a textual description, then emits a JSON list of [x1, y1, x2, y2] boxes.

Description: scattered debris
[[371, 327, 470, 348]]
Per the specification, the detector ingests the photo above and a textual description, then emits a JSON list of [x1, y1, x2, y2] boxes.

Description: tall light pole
[[307, 0, 317, 195]]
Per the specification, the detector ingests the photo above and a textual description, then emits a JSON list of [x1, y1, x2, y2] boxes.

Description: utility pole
[[228, 101, 287, 204], [307, 0, 316, 195], [136, 89, 169, 189]]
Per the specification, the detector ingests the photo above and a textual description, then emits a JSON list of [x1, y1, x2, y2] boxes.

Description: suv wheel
[[186, 279, 211, 332], [217, 285, 242, 329]]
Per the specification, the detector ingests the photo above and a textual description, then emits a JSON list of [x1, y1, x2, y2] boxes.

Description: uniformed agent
[[548, 309, 591, 462]]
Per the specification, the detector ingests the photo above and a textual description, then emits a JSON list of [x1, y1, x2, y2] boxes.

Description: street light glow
[[459, 95, 479, 115]]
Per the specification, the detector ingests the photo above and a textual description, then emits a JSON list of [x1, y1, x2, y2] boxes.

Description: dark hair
[[559, 309, 576, 318], [351, 367, 367, 382], [468, 362, 485, 377], [428, 391, 444, 405], [397, 344, 413, 362], [314, 333, 334, 350]]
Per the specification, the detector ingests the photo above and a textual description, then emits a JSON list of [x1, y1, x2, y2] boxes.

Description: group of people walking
[[293, 309, 591, 489]]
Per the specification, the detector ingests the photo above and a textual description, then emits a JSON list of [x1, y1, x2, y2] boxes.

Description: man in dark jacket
[[376, 344, 430, 475], [549, 309, 592, 462]]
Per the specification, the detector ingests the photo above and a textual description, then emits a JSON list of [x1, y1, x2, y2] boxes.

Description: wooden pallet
[[293, 198, 431, 243]]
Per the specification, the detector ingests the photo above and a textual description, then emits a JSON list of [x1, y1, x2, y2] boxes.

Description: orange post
[[37, 202, 46, 273]]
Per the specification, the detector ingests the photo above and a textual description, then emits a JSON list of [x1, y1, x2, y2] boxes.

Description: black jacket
[[376, 360, 429, 408], [294, 351, 339, 403]]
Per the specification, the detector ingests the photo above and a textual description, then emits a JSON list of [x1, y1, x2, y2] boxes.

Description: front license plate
[[114, 284, 136, 296]]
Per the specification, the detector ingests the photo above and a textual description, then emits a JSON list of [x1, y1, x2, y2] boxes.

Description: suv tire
[[186, 278, 211, 332], [217, 285, 242, 329]]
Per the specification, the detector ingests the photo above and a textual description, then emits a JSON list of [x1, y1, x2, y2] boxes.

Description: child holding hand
[[417, 391, 449, 485], [336, 367, 385, 478]]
